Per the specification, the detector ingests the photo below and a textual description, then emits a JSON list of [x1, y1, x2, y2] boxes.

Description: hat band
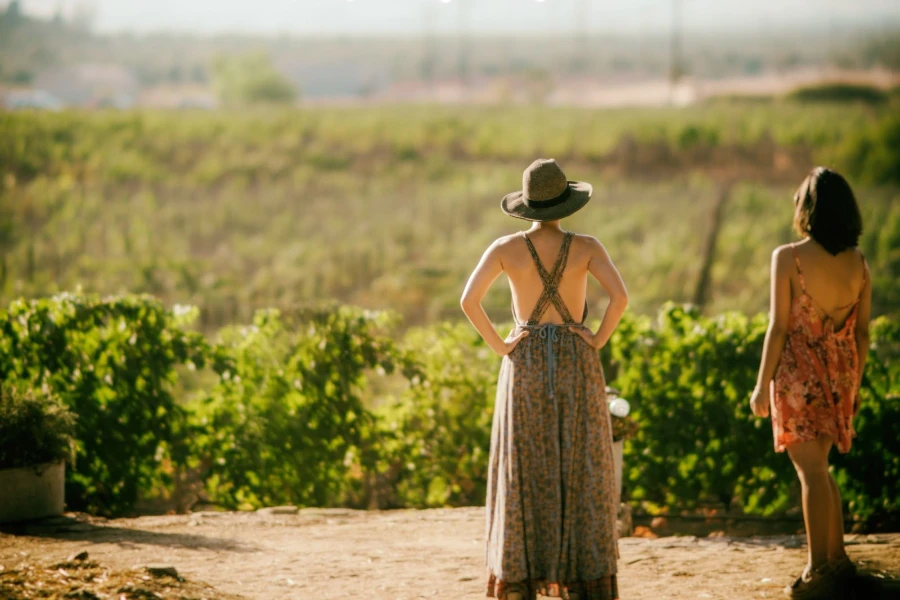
[[523, 185, 571, 209]]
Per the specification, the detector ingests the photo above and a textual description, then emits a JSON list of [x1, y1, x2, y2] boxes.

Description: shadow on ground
[[0, 514, 256, 553], [833, 574, 900, 600]]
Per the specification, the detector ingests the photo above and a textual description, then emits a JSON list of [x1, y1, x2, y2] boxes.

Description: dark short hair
[[793, 167, 862, 255]]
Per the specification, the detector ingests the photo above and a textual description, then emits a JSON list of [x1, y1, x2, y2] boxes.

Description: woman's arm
[[569, 237, 628, 349], [853, 259, 872, 414], [750, 247, 793, 417], [461, 240, 529, 357]]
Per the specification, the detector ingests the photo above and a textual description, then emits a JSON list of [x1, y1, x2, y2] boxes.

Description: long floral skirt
[[485, 324, 619, 600]]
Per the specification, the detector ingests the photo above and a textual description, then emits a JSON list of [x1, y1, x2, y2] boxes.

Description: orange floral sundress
[[770, 245, 867, 454]]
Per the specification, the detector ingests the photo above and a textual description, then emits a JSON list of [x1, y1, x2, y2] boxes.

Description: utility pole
[[457, 0, 472, 86], [421, 1, 438, 82], [669, 0, 683, 104], [573, 0, 591, 74]]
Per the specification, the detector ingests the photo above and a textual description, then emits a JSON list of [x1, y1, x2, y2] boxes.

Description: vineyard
[[1, 294, 898, 530], [1, 97, 899, 530], [1, 99, 899, 330]]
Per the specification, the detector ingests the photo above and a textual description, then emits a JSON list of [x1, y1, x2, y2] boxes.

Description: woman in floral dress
[[750, 167, 871, 599], [461, 159, 628, 600]]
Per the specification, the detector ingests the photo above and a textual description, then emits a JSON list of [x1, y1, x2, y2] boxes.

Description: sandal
[[503, 581, 530, 600], [783, 564, 835, 599], [829, 556, 856, 579]]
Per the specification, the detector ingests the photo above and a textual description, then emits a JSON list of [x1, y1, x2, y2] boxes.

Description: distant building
[[281, 60, 391, 100], [138, 84, 218, 110], [0, 87, 64, 110], [34, 64, 138, 108]]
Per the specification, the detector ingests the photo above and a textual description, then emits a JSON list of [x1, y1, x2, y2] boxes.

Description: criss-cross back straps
[[522, 231, 580, 325]]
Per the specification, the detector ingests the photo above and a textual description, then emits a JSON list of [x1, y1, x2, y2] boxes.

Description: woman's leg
[[824, 461, 849, 562], [786, 437, 834, 571]]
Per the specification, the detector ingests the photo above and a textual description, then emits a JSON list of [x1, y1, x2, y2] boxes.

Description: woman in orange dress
[[750, 167, 871, 599]]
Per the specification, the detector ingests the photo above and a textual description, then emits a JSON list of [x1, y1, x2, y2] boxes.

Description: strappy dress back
[[519, 231, 588, 326], [485, 230, 619, 600], [770, 244, 868, 454]]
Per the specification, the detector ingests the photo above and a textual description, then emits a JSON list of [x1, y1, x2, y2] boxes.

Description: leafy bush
[[0, 293, 223, 515], [376, 322, 502, 508], [608, 304, 900, 528], [837, 115, 900, 186], [608, 304, 789, 513], [1, 291, 896, 528], [788, 83, 888, 104], [0, 382, 75, 470], [187, 306, 408, 510], [211, 52, 297, 106], [833, 316, 900, 530]]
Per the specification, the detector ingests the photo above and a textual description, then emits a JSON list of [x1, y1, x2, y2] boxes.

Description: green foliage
[[787, 83, 889, 105], [376, 322, 502, 508], [0, 382, 75, 470], [833, 316, 900, 530], [211, 52, 297, 105], [836, 115, 900, 186], [607, 304, 900, 528], [2, 292, 897, 528], [1, 108, 898, 331], [188, 305, 407, 509], [608, 304, 788, 512], [0, 293, 223, 515]]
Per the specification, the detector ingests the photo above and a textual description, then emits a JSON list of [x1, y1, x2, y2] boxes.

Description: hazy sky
[[13, 0, 900, 36]]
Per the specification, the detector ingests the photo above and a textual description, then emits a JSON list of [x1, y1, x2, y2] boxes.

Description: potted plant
[[607, 387, 638, 537], [606, 387, 638, 501], [0, 383, 76, 523]]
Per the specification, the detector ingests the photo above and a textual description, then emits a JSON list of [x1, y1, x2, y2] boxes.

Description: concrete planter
[[0, 461, 65, 523]]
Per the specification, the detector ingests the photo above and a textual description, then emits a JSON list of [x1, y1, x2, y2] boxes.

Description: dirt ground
[[1, 508, 899, 600]]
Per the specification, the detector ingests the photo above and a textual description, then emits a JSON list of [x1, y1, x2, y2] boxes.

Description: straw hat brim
[[500, 181, 593, 221]]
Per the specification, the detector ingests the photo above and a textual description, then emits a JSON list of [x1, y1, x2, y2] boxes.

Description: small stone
[[145, 565, 180, 579], [67, 551, 89, 562]]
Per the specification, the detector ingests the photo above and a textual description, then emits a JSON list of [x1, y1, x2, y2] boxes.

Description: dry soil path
[[2, 507, 899, 600]]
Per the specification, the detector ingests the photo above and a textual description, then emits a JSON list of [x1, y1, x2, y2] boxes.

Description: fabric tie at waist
[[518, 323, 584, 399]]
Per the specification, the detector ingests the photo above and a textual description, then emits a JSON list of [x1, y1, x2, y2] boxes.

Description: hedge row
[[1, 294, 897, 529]]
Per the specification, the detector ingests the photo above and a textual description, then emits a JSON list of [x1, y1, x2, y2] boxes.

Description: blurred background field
[[1, 0, 899, 533], [2, 102, 899, 328]]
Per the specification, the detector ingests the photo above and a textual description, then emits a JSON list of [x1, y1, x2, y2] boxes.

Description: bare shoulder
[[480, 232, 525, 262], [570, 233, 610, 258], [770, 244, 796, 274], [489, 232, 525, 252]]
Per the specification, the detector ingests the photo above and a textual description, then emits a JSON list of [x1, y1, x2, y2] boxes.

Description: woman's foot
[[783, 563, 835, 599], [503, 581, 529, 600], [829, 555, 856, 579]]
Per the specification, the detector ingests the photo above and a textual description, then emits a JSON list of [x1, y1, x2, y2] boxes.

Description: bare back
[[789, 239, 868, 331], [461, 221, 628, 356], [494, 229, 595, 325]]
